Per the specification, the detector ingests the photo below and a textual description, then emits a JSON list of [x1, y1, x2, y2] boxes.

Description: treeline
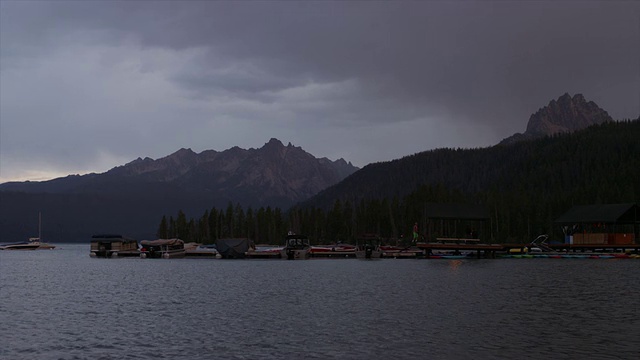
[[156, 185, 461, 245], [157, 119, 640, 244]]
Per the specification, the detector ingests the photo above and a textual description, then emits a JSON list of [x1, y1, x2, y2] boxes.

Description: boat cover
[[140, 239, 184, 246], [216, 238, 251, 258]]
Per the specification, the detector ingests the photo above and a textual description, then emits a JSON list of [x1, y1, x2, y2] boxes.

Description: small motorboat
[[354, 235, 382, 259], [280, 233, 311, 260], [140, 238, 186, 259]]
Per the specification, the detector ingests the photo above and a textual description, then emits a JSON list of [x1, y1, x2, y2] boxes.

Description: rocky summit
[[501, 93, 613, 145]]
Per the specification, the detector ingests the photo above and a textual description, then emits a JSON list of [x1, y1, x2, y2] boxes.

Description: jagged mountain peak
[[262, 138, 284, 148], [526, 92, 611, 135], [257, 138, 313, 162], [124, 157, 153, 166], [501, 93, 613, 145], [168, 147, 197, 159]]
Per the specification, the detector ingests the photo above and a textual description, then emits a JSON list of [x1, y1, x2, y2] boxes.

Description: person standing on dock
[[412, 222, 419, 244]]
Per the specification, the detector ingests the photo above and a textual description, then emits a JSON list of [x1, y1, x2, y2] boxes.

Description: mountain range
[[1, 138, 357, 208], [0, 139, 357, 241], [0, 93, 633, 242]]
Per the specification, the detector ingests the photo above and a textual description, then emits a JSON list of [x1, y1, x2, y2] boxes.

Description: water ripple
[[1, 246, 638, 359]]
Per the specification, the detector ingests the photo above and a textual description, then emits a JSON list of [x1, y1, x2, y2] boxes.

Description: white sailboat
[[0, 213, 54, 250], [28, 212, 55, 250]]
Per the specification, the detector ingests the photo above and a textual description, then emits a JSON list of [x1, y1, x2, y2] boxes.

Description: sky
[[1, 1, 638, 183]]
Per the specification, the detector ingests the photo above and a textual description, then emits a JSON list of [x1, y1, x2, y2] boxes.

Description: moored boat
[[28, 237, 56, 250], [31, 213, 55, 249], [90, 234, 139, 257], [185, 243, 221, 258], [140, 238, 186, 259], [355, 243, 382, 259], [281, 233, 311, 260], [5, 213, 56, 250], [215, 238, 252, 259], [0, 242, 40, 250], [380, 245, 423, 258], [246, 244, 283, 258], [354, 235, 382, 259], [310, 243, 356, 257]]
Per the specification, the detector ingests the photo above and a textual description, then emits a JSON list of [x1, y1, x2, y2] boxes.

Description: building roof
[[90, 234, 135, 242], [555, 203, 639, 224], [424, 203, 489, 220]]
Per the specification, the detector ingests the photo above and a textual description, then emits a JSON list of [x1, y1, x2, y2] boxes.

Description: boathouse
[[90, 234, 138, 257], [555, 203, 639, 245], [422, 203, 490, 243]]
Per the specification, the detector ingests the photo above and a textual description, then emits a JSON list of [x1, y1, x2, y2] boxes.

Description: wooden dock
[[112, 250, 140, 257], [500, 243, 640, 254], [381, 250, 423, 259], [114, 241, 640, 260], [549, 243, 640, 253], [245, 250, 281, 259], [185, 250, 220, 258], [310, 251, 355, 258], [417, 242, 640, 259], [417, 243, 503, 258]]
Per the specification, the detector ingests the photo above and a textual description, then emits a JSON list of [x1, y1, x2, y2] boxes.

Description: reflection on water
[[1, 244, 638, 359], [447, 259, 463, 272]]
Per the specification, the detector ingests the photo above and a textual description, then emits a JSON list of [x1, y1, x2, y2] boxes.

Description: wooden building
[[555, 203, 639, 245]]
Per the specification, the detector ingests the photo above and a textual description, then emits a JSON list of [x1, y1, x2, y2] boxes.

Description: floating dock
[[245, 250, 281, 259], [91, 242, 640, 260], [184, 249, 219, 258], [417, 243, 503, 258], [416, 242, 640, 259], [310, 250, 355, 258]]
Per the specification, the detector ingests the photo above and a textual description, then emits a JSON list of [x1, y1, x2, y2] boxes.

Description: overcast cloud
[[1, 1, 638, 182]]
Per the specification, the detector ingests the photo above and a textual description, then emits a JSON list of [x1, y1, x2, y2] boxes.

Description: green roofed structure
[[555, 203, 639, 245]]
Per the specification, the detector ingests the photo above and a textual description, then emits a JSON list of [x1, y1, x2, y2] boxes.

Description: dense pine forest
[[157, 120, 640, 245]]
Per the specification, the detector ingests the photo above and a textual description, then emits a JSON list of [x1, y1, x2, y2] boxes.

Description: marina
[[85, 238, 640, 260], [8, 202, 639, 260]]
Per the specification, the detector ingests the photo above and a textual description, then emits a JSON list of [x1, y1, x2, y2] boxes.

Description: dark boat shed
[[555, 203, 639, 244], [423, 203, 490, 242]]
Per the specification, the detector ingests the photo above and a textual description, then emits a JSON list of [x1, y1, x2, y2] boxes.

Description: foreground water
[[1, 244, 638, 360]]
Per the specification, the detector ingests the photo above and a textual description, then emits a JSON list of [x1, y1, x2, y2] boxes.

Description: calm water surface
[[1, 244, 638, 359]]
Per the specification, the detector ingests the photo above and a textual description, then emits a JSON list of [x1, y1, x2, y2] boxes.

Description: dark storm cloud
[[1, 1, 638, 182], [4, 1, 638, 117]]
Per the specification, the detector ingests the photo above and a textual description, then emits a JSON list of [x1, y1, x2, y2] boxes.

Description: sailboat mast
[[38, 212, 42, 240]]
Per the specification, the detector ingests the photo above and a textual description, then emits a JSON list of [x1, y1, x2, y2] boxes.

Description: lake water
[[1, 244, 638, 360]]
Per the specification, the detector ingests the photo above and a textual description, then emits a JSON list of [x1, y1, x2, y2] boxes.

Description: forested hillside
[[158, 119, 639, 244]]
